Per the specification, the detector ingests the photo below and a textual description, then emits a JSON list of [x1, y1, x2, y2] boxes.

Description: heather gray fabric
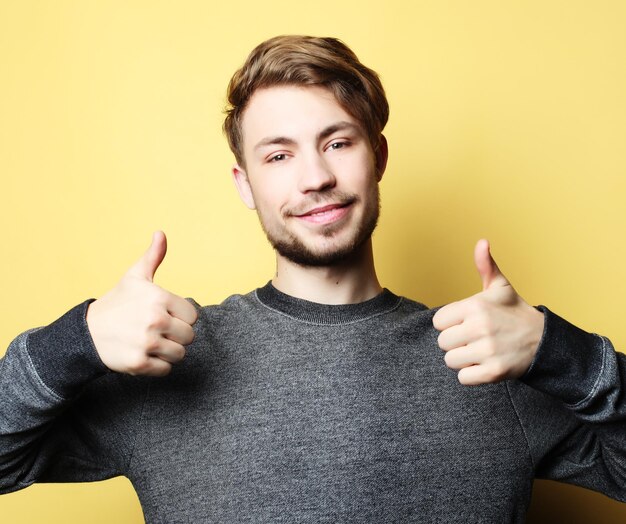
[[1, 282, 626, 523]]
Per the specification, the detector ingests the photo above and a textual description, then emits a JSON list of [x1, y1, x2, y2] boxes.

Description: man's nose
[[297, 153, 337, 193]]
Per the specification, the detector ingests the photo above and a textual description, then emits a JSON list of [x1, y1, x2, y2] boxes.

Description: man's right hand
[[86, 231, 198, 376]]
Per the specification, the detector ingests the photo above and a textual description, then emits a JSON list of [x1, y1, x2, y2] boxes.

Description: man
[[1, 35, 625, 522]]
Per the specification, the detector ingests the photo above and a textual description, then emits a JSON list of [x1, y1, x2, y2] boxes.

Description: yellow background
[[1, 0, 625, 521]]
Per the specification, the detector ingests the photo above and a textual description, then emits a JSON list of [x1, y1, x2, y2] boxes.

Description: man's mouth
[[293, 202, 353, 224]]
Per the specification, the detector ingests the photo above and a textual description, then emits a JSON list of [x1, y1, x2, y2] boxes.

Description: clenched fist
[[433, 239, 545, 386], [86, 231, 198, 376]]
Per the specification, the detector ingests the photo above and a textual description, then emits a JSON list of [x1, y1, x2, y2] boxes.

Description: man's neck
[[271, 240, 382, 305]]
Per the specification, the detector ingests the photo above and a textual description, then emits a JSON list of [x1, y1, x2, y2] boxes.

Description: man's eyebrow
[[253, 121, 361, 152], [253, 136, 297, 151], [316, 121, 361, 141]]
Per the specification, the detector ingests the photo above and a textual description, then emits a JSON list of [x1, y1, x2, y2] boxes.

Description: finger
[[143, 357, 174, 377], [128, 355, 173, 377], [127, 231, 168, 282], [163, 316, 196, 346], [457, 362, 508, 386], [443, 346, 479, 370], [457, 365, 491, 386], [474, 239, 508, 291], [148, 338, 187, 365], [433, 300, 474, 331], [167, 296, 198, 326], [437, 323, 476, 351]]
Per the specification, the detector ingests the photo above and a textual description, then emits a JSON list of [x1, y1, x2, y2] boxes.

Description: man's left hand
[[432, 239, 545, 385]]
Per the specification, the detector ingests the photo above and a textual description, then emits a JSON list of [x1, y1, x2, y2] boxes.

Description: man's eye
[[329, 141, 348, 150], [269, 154, 287, 162]]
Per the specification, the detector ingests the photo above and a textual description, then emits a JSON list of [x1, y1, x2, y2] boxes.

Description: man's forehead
[[241, 85, 360, 146], [246, 84, 340, 110]]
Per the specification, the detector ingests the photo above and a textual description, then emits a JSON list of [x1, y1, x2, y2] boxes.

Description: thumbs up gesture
[[86, 232, 198, 376], [432, 239, 545, 385]]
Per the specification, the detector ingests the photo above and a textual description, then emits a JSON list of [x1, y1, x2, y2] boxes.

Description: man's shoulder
[[394, 293, 430, 312], [186, 289, 259, 316], [390, 292, 437, 320]]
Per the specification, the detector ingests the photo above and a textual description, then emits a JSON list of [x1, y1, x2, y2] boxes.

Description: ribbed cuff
[[520, 306, 605, 406], [27, 300, 109, 399]]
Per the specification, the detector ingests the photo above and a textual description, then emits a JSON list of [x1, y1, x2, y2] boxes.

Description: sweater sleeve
[[0, 301, 148, 494], [507, 307, 626, 501]]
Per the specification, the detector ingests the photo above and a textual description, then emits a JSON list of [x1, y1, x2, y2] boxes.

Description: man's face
[[233, 85, 387, 267]]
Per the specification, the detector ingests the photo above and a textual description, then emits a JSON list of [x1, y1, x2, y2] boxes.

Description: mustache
[[285, 191, 358, 217]]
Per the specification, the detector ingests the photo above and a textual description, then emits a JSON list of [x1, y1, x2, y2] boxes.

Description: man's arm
[[508, 311, 626, 499], [0, 302, 136, 492], [433, 239, 626, 498], [0, 231, 197, 493]]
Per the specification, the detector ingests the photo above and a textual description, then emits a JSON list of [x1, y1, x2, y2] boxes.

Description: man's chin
[[271, 236, 371, 268], [262, 198, 379, 267]]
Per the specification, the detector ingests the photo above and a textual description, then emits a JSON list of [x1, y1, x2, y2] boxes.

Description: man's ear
[[232, 164, 256, 210], [375, 134, 389, 182]]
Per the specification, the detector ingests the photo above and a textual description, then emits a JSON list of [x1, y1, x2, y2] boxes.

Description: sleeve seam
[[565, 334, 607, 410], [504, 381, 537, 472], [126, 379, 151, 472], [24, 332, 68, 402]]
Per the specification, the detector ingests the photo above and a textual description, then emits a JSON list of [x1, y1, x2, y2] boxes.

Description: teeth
[[308, 206, 342, 216]]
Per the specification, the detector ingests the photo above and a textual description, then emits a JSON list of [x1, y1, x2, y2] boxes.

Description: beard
[[256, 186, 380, 267]]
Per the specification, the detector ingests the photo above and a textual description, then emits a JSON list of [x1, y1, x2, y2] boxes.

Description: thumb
[[474, 239, 509, 290], [127, 231, 167, 282]]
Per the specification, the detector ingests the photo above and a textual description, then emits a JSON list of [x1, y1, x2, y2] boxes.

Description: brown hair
[[224, 35, 389, 167]]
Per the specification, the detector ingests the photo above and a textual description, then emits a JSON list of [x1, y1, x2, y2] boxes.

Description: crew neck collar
[[255, 281, 402, 325]]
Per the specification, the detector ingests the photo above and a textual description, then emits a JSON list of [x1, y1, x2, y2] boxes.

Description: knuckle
[[159, 343, 185, 364], [174, 346, 187, 362], [475, 304, 490, 322], [146, 286, 168, 307], [474, 313, 495, 339], [165, 344, 184, 363], [184, 328, 196, 346], [146, 309, 169, 332], [143, 334, 162, 353], [487, 362, 507, 382], [148, 282, 165, 297], [483, 339, 498, 357], [468, 299, 483, 315], [126, 354, 151, 375], [473, 298, 492, 317]]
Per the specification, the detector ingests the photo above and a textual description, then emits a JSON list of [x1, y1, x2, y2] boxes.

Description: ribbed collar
[[255, 281, 402, 325]]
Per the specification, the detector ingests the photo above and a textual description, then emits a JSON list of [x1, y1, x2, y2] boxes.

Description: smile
[[294, 203, 353, 225]]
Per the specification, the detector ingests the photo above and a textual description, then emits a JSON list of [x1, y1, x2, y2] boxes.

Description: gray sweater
[[1, 282, 625, 522]]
